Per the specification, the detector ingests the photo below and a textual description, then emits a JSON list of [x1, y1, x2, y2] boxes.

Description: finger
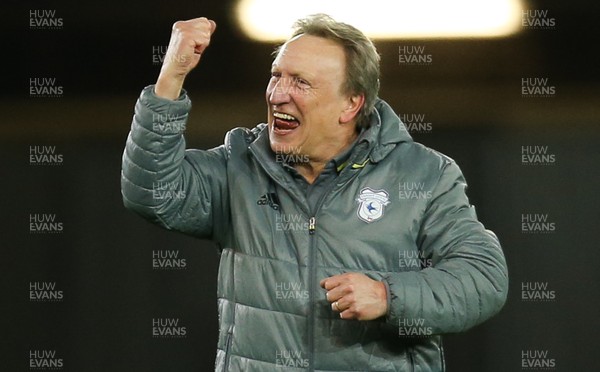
[[208, 19, 217, 34], [189, 17, 216, 35], [194, 42, 208, 55], [320, 275, 345, 290], [192, 27, 215, 55], [339, 308, 354, 319], [331, 301, 339, 312], [319, 277, 328, 288], [325, 284, 353, 303], [331, 299, 347, 312], [173, 18, 211, 54]]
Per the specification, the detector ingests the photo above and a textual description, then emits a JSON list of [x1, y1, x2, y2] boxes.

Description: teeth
[[273, 112, 297, 121]]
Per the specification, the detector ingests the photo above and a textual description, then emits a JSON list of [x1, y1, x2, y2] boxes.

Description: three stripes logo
[[257, 193, 280, 210]]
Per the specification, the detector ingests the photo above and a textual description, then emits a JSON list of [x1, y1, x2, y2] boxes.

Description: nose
[[268, 77, 292, 106]]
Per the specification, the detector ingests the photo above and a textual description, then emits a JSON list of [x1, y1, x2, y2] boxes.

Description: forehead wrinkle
[[274, 37, 343, 82], [272, 54, 315, 83]]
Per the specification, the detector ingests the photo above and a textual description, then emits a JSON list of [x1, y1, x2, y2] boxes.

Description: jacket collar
[[363, 98, 413, 163], [249, 126, 293, 187]]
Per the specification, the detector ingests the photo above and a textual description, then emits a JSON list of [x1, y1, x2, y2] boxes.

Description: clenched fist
[[155, 17, 217, 100], [321, 273, 388, 321]]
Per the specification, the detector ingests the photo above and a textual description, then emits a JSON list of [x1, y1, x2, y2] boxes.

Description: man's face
[[266, 34, 356, 160]]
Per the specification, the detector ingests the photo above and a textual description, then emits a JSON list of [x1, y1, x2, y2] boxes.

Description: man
[[121, 14, 508, 371]]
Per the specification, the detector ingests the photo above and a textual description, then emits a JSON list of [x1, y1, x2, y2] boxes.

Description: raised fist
[[155, 17, 216, 100]]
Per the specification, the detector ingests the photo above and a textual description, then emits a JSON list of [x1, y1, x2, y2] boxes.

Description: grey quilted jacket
[[121, 85, 508, 371]]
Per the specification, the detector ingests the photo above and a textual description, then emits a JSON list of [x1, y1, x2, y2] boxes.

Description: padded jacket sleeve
[[383, 160, 508, 334], [120, 85, 229, 241]]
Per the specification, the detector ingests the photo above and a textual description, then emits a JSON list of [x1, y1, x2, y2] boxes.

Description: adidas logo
[[257, 193, 280, 211]]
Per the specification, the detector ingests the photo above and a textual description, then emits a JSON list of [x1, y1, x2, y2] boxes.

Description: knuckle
[[197, 18, 211, 29], [172, 20, 185, 31]]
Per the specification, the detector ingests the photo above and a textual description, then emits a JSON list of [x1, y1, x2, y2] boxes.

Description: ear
[[339, 94, 365, 124]]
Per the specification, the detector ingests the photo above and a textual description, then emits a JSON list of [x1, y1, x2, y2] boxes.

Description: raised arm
[[121, 18, 230, 241]]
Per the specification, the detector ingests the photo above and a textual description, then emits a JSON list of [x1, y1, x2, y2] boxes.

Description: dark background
[[2, 0, 599, 371]]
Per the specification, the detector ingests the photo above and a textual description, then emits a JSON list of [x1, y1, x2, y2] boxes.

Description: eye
[[294, 77, 310, 88], [270, 71, 282, 78]]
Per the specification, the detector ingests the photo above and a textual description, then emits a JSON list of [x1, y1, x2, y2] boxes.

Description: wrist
[[155, 73, 186, 100], [378, 280, 390, 317]]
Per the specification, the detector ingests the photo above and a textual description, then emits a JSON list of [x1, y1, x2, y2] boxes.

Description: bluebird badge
[[356, 188, 390, 223]]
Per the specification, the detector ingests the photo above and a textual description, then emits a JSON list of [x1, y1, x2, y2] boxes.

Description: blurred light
[[235, 0, 523, 41]]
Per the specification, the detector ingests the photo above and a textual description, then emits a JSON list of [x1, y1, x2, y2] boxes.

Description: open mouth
[[272, 111, 300, 135]]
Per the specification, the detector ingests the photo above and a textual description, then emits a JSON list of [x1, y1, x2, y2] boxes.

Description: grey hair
[[275, 14, 381, 129]]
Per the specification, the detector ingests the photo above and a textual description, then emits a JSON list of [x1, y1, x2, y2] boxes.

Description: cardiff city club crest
[[356, 188, 390, 223]]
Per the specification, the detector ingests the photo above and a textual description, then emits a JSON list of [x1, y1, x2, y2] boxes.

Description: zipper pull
[[309, 217, 316, 235]]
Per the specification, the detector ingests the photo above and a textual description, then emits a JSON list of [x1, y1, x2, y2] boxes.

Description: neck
[[293, 130, 358, 184], [293, 161, 327, 184]]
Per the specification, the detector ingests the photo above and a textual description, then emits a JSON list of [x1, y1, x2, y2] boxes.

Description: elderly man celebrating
[[121, 14, 508, 371]]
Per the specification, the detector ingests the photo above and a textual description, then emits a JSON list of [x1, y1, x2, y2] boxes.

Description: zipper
[[407, 347, 415, 372], [308, 217, 316, 235], [223, 324, 234, 371], [249, 138, 371, 371], [306, 158, 369, 371], [307, 215, 317, 371]]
